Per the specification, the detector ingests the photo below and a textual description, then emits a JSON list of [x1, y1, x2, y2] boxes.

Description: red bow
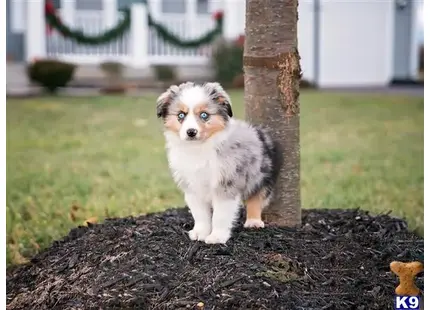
[[45, 0, 56, 35], [235, 34, 245, 47], [212, 11, 223, 21]]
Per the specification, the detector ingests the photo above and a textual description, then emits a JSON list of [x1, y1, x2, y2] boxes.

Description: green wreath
[[44, 0, 223, 48]]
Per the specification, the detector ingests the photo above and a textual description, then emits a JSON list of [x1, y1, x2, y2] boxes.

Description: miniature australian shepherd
[[156, 82, 282, 244]]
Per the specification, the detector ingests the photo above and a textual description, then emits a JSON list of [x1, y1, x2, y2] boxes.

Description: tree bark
[[244, 0, 301, 227]]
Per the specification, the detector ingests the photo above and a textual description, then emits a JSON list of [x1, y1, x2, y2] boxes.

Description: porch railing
[[42, 4, 215, 66]]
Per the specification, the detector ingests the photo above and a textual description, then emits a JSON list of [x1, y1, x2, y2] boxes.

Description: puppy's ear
[[204, 82, 233, 117], [156, 85, 179, 118]]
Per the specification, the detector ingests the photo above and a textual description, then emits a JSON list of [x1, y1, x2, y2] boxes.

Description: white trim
[[51, 54, 209, 66], [129, 3, 149, 68], [149, 56, 209, 65], [148, 0, 162, 18], [409, 0, 422, 79], [222, 0, 243, 40], [25, 0, 46, 62], [187, 0, 198, 37], [52, 54, 131, 65]]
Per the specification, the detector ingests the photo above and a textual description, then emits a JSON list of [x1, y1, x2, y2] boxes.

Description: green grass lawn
[[6, 91, 423, 265]]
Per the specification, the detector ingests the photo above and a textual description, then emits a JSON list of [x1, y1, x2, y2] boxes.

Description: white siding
[[318, 0, 394, 87], [298, 0, 315, 82]]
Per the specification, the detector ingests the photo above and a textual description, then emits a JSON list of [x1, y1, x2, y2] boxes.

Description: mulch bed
[[7, 208, 424, 310]]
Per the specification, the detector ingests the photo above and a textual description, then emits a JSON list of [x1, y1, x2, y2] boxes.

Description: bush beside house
[[211, 34, 315, 89], [212, 35, 244, 87], [152, 65, 178, 89], [27, 59, 76, 93], [99, 61, 128, 94]]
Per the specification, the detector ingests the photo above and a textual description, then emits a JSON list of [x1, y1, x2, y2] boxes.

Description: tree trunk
[[243, 0, 301, 227]]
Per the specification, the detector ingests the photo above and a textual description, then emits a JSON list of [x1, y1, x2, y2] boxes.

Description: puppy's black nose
[[186, 128, 198, 138]]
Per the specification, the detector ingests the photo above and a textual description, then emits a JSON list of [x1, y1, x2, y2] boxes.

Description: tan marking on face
[[217, 97, 226, 104], [163, 102, 190, 135], [193, 103, 208, 115], [199, 114, 226, 140], [164, 114, 181, 134], [246, 192, 264, 222], [177, 102, 189, 114], [188, 103, 226, 140]]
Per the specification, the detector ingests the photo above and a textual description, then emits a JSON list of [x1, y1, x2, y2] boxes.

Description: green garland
[[45, 1, 223, 48], [45, 8, 131, 45], [148, 15, 223, 48]]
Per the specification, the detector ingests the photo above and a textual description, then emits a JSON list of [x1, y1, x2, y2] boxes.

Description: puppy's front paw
[[204, 230, 231, 244], [188, 225, 211, 241], [244, 218, 265, 228]]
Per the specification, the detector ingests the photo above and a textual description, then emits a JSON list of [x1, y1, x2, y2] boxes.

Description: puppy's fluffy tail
[[254, 126, 283, 202], [270, 139, 283, 185]]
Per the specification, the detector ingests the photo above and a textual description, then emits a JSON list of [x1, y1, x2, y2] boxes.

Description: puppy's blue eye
[[200, 112, 209, 121], [178, 112, 186, 120]]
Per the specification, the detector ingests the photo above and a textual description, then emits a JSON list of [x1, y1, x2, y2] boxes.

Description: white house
[[6, 0, 423, 87]]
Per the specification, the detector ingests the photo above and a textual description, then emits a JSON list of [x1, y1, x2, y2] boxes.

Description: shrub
[[300, 79, 316, 89], [100, 61, 125, 80], [99, 61, 127, 94], [27, 59, 76, 93], [152, 65, 177, 82], [211, 34, 316, 89], [211, 36, 244, 86]]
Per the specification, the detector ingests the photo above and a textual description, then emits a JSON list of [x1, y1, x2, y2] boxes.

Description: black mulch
[[6, 208, 424, 310]]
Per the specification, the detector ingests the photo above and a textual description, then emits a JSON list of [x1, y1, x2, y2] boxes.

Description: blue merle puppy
[[156, 82, 282, 244]]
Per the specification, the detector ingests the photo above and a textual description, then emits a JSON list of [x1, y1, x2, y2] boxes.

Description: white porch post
[[129, 3, 149, 68], [208, 0, 223, 13], [60, 0, 76, 26], [222, 0, 245, 40], [148, 0, 162, 18], [103, 0, 118, 28], [187, 0, 198, 36], [25, 0, 46, 62], [409, 0, 422, 79]]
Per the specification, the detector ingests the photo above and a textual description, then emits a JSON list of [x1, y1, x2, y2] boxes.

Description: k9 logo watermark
[[395, 296, 420, 310]]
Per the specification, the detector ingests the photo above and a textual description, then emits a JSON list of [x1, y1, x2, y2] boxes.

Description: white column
[[148, 0, 162, 57], [208, 0, 223, 13], [129, 3, 149, 68], [25, 0, 46, 62], [103, 0, 117, 28], [222, 0, 244, 40], [148, 0, 162, 19], [187, 0, 198, 36], [61, 0, 76, 26], [409, 0, 422, 79]]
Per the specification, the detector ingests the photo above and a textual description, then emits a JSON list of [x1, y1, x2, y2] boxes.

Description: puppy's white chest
[[167, 146, 217, 194]]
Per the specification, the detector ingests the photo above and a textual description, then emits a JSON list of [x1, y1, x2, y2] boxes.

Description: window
[[161, 0, 186, 14], [197, 0, 209, 14], [10, 0, 25, 32], [52, 0, 61, 9], [75, 0, 103, 10]]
